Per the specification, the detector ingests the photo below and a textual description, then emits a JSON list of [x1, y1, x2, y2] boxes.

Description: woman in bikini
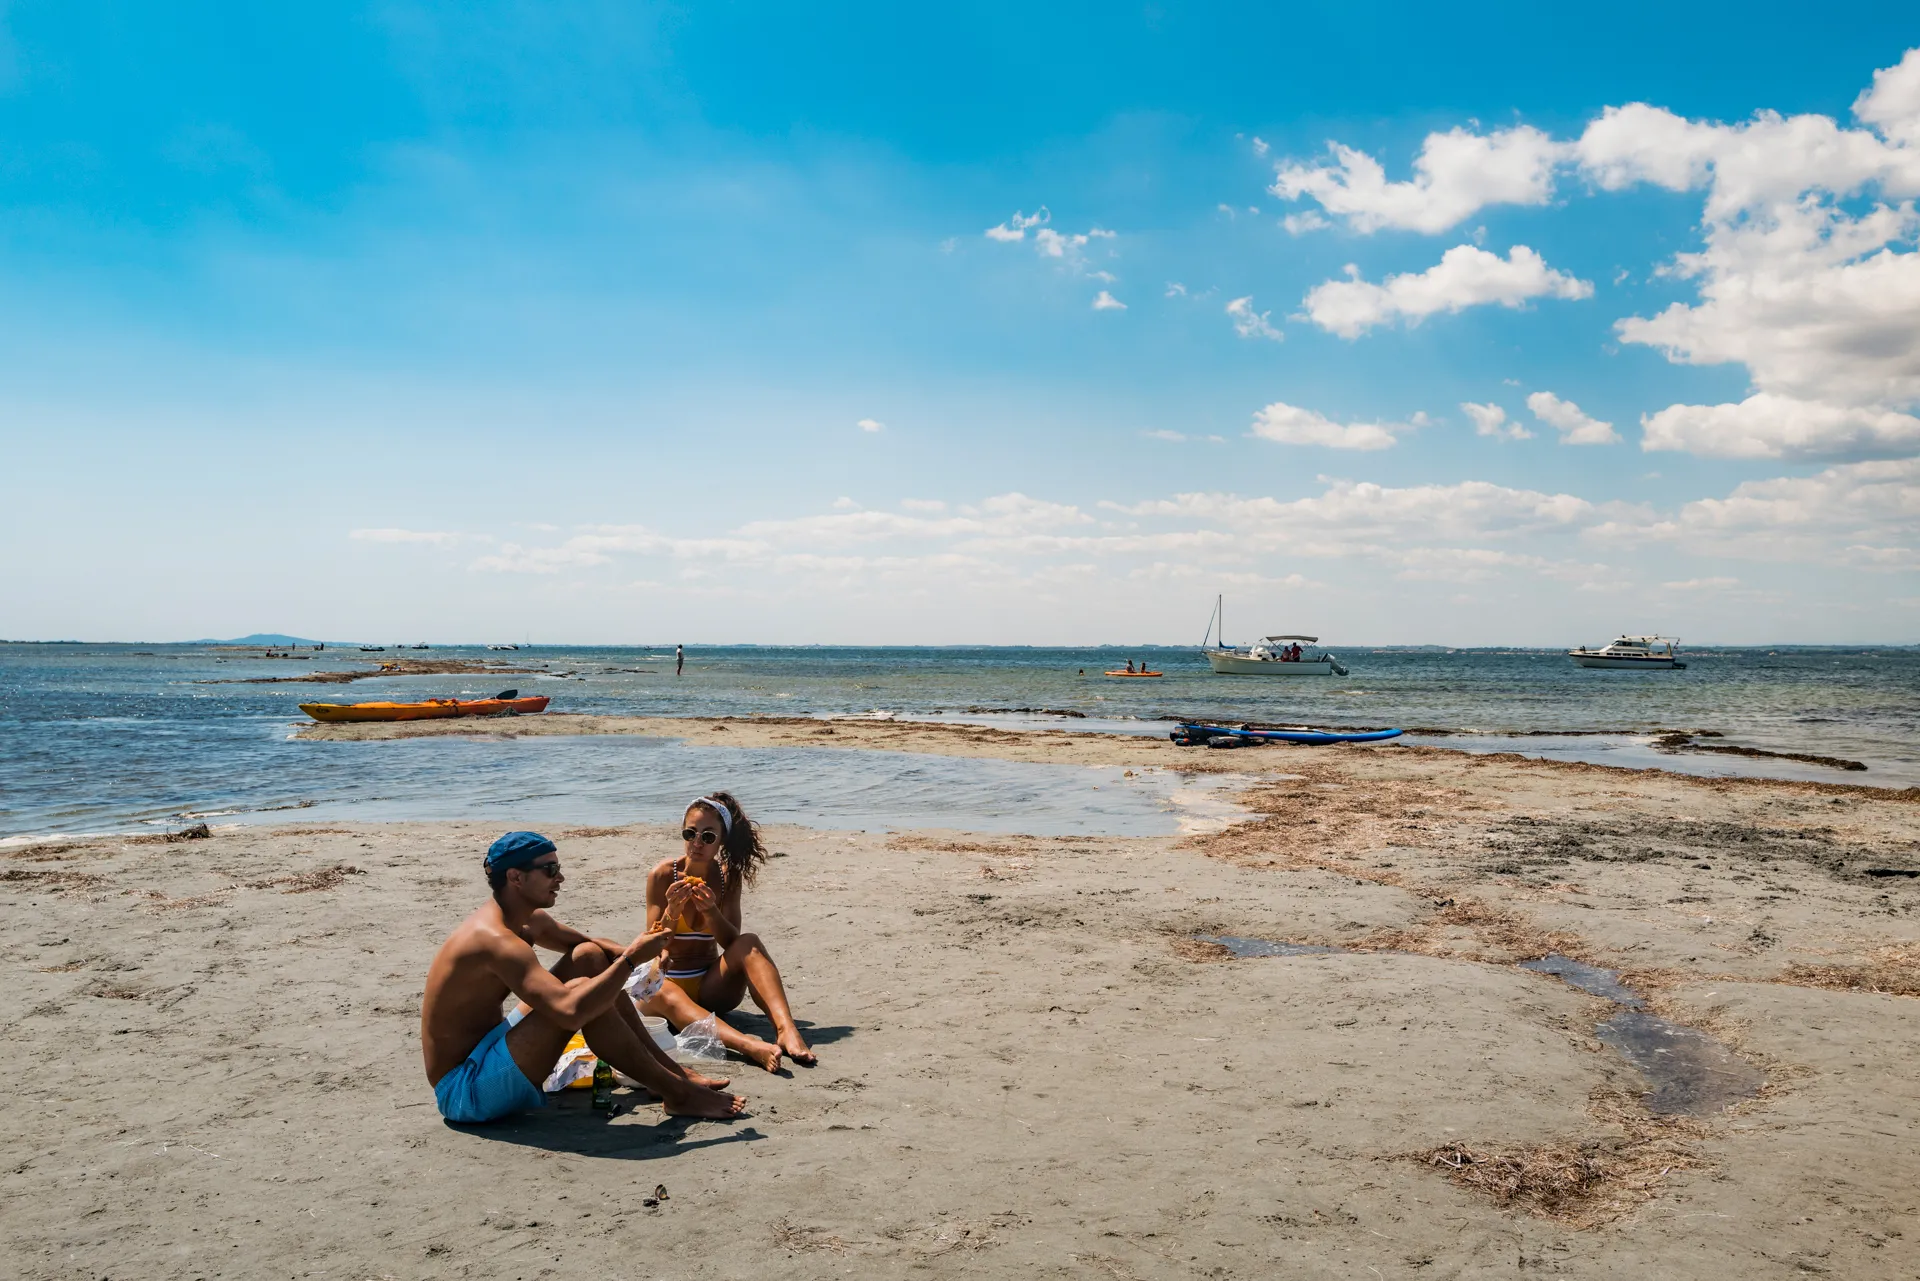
[[636, 793, 816, 1071]]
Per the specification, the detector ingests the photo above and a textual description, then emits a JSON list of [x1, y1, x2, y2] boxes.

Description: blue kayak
[[1176, 723, 1404, 745]]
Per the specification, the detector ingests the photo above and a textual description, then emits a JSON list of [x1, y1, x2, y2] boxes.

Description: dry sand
[[7, 725, 1919, 1279]]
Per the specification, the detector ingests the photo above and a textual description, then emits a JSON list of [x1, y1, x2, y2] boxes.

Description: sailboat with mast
[[1199, 596, 1348, 676]]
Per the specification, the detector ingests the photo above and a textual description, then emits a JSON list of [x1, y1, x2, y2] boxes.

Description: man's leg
[[509, 943, 745, 1119], [640, 978, 782, 1072], [702, 933, 816, 1066]]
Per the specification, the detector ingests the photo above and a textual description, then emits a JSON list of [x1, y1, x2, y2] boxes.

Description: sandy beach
[[7, 725, 1919, 1279]]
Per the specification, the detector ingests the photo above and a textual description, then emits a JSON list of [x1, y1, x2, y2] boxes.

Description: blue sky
[[3, 2, 1917, 644]]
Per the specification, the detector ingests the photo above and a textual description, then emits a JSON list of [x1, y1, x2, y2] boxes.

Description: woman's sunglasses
[[680, 828, 720, 845]]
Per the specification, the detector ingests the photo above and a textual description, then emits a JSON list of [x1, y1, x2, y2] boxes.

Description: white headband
[[689, 796, 732, 836]]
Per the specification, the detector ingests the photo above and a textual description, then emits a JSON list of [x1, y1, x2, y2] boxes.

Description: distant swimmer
[[676, 644, 684, 677], [419, 831, 745, 1123]]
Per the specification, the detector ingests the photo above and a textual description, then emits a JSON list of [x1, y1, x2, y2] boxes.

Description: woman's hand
[[663, 879, 694, 921], [681, 880, 718, 916]]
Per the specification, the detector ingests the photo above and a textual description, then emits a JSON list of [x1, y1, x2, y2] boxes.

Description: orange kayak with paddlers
[[298, 694, 550, 723], [1103, 669, 1163, 678]]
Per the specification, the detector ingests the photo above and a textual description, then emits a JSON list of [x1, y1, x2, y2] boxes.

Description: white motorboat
[[1569, 635, 1686, 669], [1199, 598, 1348, 676]]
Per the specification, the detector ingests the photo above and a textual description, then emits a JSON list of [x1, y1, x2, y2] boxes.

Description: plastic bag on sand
[[544, 1035, 597, 1093], [623, 957, 663, 1003], [672, 1013, 728, 1066]]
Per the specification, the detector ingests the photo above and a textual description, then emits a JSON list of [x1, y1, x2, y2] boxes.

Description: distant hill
[[197, 633, 329, 646]]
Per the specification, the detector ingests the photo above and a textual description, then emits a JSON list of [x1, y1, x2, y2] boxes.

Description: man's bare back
[[421, 901, 542, 1083]]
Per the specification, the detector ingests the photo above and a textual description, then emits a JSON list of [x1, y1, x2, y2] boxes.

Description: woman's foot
[[661, 1083, 748, 1119], [776, 1028, 816, 1066], [741, 1036, 784, 1073]]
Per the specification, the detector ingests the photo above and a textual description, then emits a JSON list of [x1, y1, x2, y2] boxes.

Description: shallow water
[[3, 641, 1916, 837], [1203, 941, 1765, 1116]]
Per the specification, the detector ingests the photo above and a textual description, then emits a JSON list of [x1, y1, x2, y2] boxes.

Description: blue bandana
[[485, 830, 556, 872]]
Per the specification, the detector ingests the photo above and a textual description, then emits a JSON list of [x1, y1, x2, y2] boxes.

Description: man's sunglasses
[[680, 828, 720, 845], [526, 860, 562, 877]]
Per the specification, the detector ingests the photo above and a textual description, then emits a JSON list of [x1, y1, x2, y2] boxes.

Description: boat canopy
[[1258, 635, 1318, 643], [1614, 635, 1678, 646]]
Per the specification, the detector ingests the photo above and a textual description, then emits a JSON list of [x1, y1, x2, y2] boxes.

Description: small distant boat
[[358, 645, 386, 652], [299, 693, 550, 723], [1198, 597, 1348, 676], [1104, 668, 1163, 678], [1569, 636, 1686, 670], [410, 643, 430, 650]]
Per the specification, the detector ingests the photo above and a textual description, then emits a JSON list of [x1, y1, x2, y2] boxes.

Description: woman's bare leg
[[639, 976, 782, 1072], [703, 933, 815, 1066], [518, 943, 745, 1118]]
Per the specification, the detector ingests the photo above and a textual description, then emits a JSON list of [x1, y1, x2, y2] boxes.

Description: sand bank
[[6, 740, 1918, 1278]]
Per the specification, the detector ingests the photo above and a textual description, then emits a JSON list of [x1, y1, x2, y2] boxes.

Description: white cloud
[[1527, 391, 1619, 445], [1247, 401, 1415, 451], [1591, 458, 1920, 560], [1034, 227, 1088, 259], [1092, 290, 1127, 311], [1225, 296, 1284, 341], [857, 417, 885, 433], [1281, 211, 1329, 235], [1461, 401, 1531, 440], [1302, 245, 1592, 338], [1661, 577, 1740, 591], [1856, 47, 1920, 147], [1142, 429, 1187, 441], [350, 528, 458, 546], [1270, 126, 1568, 234], [986, 208, 1049, 241], [831, 496, 859, 510], [1251, 136, 1270, 157], [899, 499, 946, 512], [1640, 393, 1920, 460], [1165, 281, 1187, 297]]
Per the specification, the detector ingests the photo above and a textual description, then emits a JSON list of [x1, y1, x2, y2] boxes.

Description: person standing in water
[[636, 793, 816, 1071], [675, 644, 684, 676]]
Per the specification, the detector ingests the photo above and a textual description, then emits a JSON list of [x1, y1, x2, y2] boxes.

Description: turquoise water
[[2, 642, 1915, 837]]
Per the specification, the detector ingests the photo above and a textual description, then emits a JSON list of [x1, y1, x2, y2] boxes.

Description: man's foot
[[776, 1028, 817, 1066], [661, 1084, 748, 1119], [682, 1068, 731, 1089], [741, 1036, 784, 1073]]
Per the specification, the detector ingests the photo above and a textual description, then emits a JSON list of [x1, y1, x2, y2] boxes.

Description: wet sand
[[6, 728, 1919, 1279]]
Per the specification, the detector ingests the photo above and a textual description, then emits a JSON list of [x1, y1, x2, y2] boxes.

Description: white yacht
[[1199, 598, 1348, 676], [1569, 635, 1686, 669]]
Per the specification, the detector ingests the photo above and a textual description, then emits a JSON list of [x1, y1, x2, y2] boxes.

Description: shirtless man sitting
[[421, 830, 746, 1123]]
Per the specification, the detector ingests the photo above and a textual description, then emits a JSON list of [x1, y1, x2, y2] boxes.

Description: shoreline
[[7, 742, 1918, 1276], [292, 711, 1920, 799]]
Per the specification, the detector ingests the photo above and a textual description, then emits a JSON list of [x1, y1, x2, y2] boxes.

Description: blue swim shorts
[[434, 1008, 548, 1124]]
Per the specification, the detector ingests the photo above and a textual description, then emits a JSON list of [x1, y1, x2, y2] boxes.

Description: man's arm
[[485, 926, 669, 1030], [526, 910, 623, 959]]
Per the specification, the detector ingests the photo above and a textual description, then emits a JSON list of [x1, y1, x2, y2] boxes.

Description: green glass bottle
[[591, 1057, 613, 1111]]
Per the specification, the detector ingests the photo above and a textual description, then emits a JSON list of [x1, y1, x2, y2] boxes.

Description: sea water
[[1, 642, 1915, 838]]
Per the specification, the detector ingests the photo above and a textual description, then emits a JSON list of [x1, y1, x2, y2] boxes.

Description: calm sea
[[2, 642, 1915, 839]]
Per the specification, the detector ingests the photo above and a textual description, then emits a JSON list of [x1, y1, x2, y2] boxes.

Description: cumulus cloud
[[1092, 290, 1127, 311], [857, 418, 885, 433], [1591, 458, 1920, 560], [350, 528, 459, 546], [1527, 391, 1619, 445], [1270, 126, 1568, 234], [1225, 296, 1283, 341], [1640, 394, 1920, 459], [986, 208, 1049, 241], [1270, 50, 1920, 462], [1247, 401, 1417, 451], [1461, 402, 1531, 440], [1302, 245, 1592, 338]]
